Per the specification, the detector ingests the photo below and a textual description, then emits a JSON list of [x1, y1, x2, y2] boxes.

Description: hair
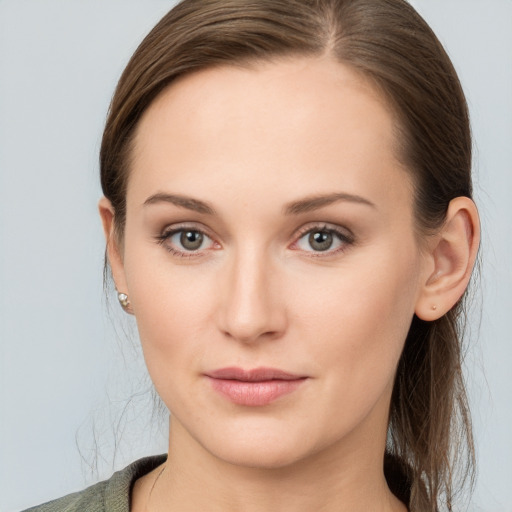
[[100, 0, 475, 509]]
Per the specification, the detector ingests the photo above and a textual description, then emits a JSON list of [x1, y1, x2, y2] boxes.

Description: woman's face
[[114, 57, 429, 468]]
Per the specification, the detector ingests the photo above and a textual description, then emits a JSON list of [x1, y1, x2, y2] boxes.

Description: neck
[[142, 418, 406, 512]]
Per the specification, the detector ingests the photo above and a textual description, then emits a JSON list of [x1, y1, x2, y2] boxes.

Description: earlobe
[[415, 197, 480, 321], [98, 197, 132, 312]]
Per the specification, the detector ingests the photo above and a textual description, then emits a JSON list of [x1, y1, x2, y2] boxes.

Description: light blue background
[[1, 1, 511, 510]]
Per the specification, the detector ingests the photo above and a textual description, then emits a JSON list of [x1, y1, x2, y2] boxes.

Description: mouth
[[204, 367, 309, 406]]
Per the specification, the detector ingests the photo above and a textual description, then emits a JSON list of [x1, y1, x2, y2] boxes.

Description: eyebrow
[[143, 193, 216, 215], [142, 191, 375, 216], [284, 192, 376, 215]]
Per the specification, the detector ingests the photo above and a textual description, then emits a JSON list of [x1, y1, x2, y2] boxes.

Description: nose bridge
[[218, 242, 285, 343]]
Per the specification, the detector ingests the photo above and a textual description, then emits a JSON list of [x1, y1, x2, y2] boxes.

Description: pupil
[[181, 231, 203, 250], [309, 231, 333, 251]]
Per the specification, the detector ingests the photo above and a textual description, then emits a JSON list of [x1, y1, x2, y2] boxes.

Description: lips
[[207, 367, 304, 382], [205, 367, 308, 406]]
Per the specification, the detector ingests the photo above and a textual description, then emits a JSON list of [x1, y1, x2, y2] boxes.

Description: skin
[[99, 56, 479, 512]]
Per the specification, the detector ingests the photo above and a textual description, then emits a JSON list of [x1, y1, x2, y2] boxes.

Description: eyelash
[[155, 225, 217, 259], [292, 224, 354, 258], [154, 223, 355, 259]]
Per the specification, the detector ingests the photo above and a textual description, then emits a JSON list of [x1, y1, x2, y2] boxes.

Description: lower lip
[[207, 377, 307, 406]]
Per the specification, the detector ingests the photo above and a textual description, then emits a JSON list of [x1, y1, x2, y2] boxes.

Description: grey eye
[[308, 231, 333, 251], [295, 227, 347, 254], [180, 230, 204, 250]]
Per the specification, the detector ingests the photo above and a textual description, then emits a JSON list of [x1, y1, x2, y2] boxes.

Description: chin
[[196, 421, 323, 470], [211, 442, 311, 470]]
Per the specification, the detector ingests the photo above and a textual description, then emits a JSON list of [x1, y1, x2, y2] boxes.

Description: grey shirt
[[22, 455, 167, 512]]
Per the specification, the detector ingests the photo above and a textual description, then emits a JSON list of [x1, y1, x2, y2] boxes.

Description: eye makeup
[[154, 221, 356, 260]]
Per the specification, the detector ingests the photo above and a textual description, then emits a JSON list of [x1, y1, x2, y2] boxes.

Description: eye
[[174, 230, 207, 251], [294, 225, 352, 254], [156, 227, 217, 257]]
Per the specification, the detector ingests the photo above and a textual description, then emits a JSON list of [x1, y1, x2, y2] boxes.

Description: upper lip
[[206, 367, 306, 382]]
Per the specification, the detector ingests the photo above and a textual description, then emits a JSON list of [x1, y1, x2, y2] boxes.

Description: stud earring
[[432, 305, 437, 311], [117, 292, 131, 312]]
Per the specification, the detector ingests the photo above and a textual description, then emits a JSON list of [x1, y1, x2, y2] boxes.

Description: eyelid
[[155, 221, 354, 258], [160, 221, 214, 238], [290, 222, 355, 256], [293, 222, 354, 240], [156, 222, 220, 258]]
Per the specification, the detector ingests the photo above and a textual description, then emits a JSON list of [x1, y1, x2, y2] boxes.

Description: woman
[[24, 0, 480, 511]]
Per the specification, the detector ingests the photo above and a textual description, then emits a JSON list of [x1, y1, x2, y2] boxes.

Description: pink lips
[[205, 367, 308, 406]]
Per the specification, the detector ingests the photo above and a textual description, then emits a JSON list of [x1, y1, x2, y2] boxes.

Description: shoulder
[[21, 454, 167, 512], [21, 479, 108, 512]]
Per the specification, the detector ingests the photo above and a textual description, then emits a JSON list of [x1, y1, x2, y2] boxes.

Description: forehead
[[128, 56, 411, 213]]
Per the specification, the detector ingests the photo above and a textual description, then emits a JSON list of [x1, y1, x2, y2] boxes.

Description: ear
[[98, 197, 133, 313], [415, 197, 480, 321]]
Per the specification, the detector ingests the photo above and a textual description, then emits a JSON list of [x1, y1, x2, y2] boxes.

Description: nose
[[216, 246, 287, 344]]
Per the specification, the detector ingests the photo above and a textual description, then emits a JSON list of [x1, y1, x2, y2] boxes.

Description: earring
[[432, 305, 438, 311], [117, 292, 131, 312]]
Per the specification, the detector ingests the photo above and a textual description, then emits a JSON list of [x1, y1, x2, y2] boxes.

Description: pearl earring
[[117, 292, 131, 312]]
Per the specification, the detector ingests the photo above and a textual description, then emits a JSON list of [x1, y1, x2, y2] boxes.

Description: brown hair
[[100, 0, 475, 509]]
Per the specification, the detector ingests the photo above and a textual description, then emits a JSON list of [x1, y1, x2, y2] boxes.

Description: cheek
[[121, 242, 219, 391], [294, 243, 421, 410]]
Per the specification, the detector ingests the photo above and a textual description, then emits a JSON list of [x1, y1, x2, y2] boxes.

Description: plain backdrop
[[0, 1, 511, 511]]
